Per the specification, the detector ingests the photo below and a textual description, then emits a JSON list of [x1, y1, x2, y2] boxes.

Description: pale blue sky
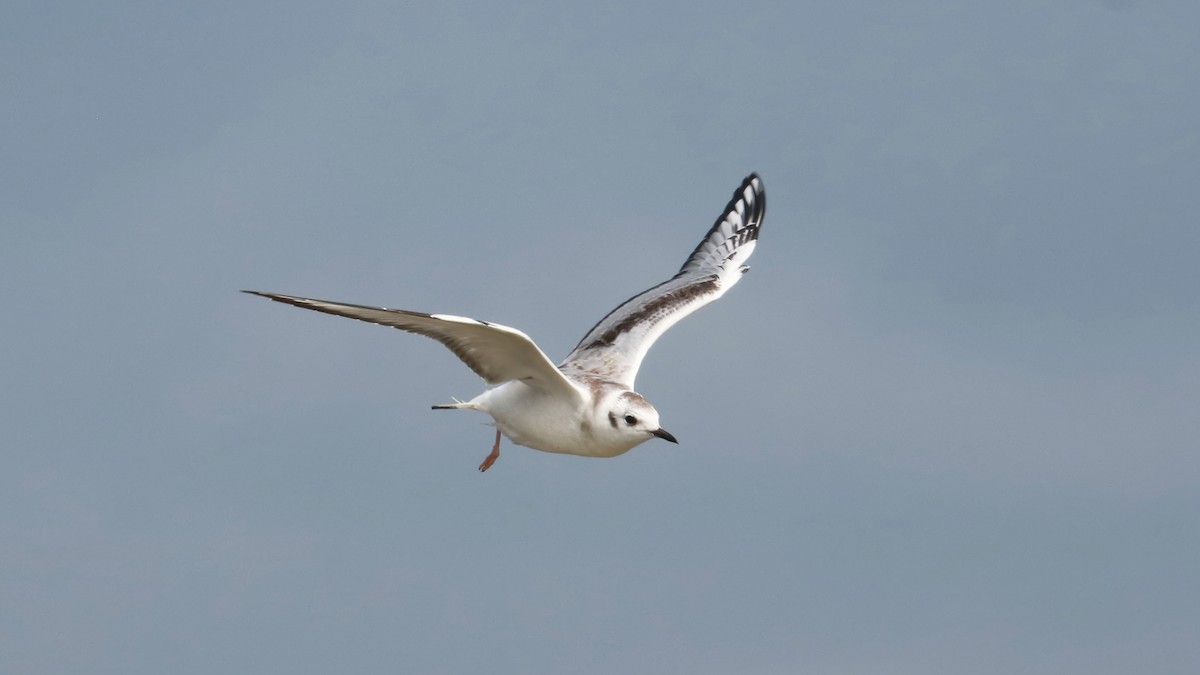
[[3, 1, 1198, 673]]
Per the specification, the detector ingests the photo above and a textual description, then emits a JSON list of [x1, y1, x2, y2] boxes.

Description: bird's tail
[[432, 397, 471, 411]]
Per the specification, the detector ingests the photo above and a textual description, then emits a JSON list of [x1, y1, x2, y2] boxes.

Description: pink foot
[[478, 429, 501, 472]]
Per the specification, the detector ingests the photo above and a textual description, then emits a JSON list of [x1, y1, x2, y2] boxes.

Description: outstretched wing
[[560, 173, 765, 388], [244, 291, 582, 401]]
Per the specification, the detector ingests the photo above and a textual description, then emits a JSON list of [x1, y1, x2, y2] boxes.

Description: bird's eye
[[624, 415, 638, 426]]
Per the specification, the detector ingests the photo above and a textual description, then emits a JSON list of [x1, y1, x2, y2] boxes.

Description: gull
[[245, 173, 765, 471]]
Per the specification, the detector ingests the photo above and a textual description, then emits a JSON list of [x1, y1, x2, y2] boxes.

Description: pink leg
[[478, 429, 501, 472]]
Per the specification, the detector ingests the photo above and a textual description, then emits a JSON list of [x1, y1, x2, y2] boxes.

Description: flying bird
[[245, 173, 765, 471]]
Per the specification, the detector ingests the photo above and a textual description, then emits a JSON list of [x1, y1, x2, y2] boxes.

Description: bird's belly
[[501, 423, 635, 458], [473, 383, 632, 458]]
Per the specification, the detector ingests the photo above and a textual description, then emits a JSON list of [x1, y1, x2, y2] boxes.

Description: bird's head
[[604, 391, 678, 450]]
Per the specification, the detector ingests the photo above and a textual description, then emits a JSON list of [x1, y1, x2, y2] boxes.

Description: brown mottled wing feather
[[560, 174, 765, 388], [243, 291, 582, 401]]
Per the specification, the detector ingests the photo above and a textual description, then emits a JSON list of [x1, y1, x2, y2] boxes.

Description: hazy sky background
[[4, 1, 1198, 673]]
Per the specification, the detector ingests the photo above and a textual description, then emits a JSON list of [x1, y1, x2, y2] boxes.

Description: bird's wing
[[244, 291, 582, 401], [560, 173, 765, 388]]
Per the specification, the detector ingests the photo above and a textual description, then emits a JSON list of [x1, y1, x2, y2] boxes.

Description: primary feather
[[561, 173, 765, 387]]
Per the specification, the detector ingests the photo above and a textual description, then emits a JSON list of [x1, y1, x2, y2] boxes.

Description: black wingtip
[[674, 173, 765, 276], [243, 290, 295, 303]]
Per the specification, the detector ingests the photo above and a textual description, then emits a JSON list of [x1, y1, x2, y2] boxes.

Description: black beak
[[651, 428, 678, 444]]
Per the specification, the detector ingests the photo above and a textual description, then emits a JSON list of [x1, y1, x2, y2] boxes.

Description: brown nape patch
[[619, 391, 649, 407]]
